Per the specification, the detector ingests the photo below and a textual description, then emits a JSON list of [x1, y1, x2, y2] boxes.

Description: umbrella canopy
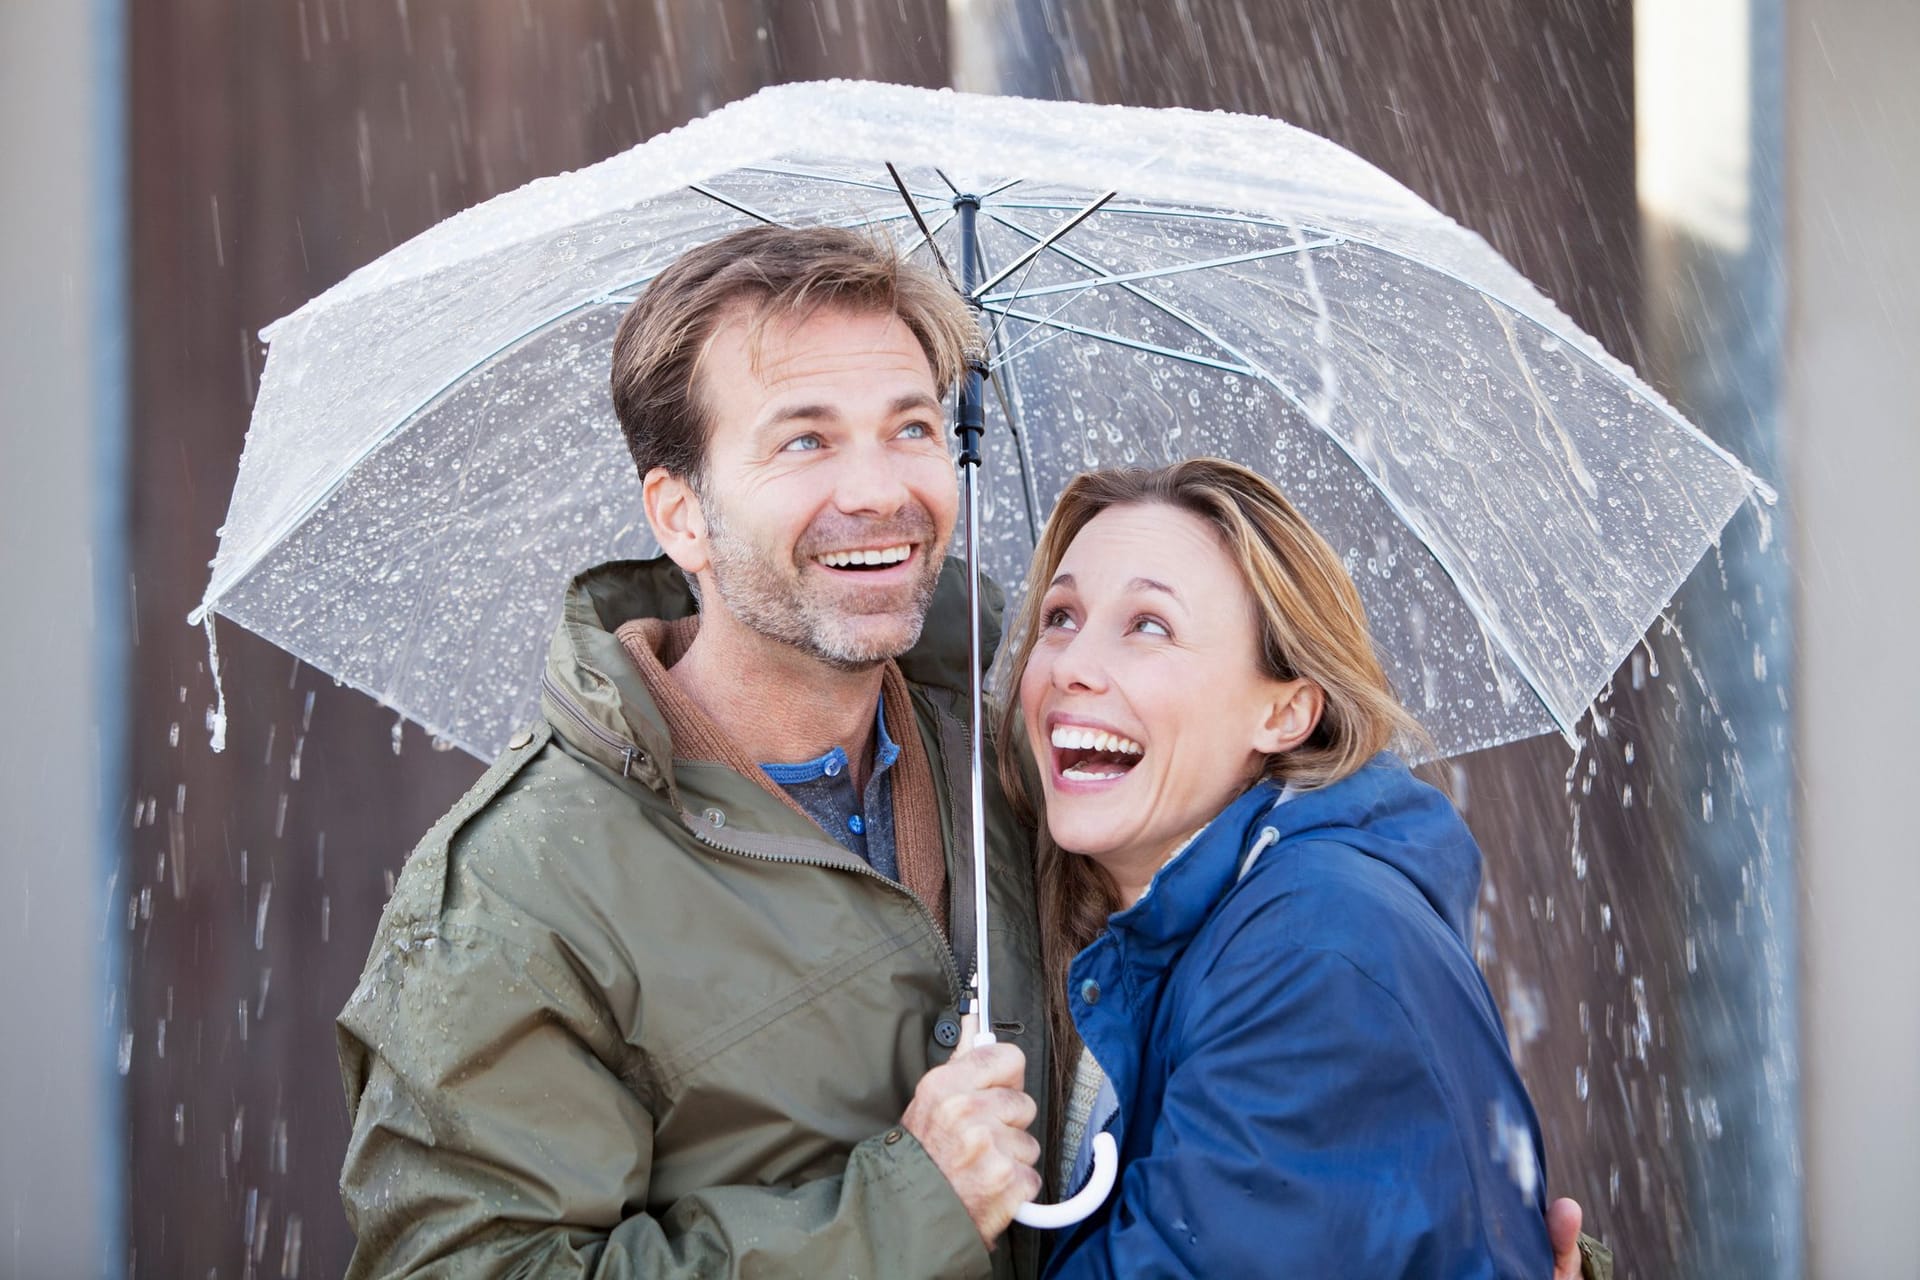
[[194, 80, 1769, 762]]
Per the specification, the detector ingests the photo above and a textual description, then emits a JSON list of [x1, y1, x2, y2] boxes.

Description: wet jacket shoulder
[[336, 556, 1047, 1280], [1046, 755, 1552, 1280]]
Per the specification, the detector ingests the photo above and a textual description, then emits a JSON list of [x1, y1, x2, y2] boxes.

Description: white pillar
[[1787, 1, 1920, 1274], [0, 1, 126, 1275]]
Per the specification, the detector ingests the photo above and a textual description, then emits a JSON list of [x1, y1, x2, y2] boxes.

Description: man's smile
[[813, 543, 915, 571]]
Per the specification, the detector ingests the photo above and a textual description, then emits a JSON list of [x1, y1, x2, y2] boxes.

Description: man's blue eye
[[900, 422, 932, 440], [781, 435, 822, 453]]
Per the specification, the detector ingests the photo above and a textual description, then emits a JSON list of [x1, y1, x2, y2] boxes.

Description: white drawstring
[[1237, 826, 1280, 882]]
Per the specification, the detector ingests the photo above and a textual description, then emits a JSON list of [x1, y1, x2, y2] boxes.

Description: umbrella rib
[[977, 240, 1342, 304], [972, 191, 1116, 300], [974, 208, 1071, 358], [992, 199, 1338, 241], [977, 305, 1256, 375], [903, 210, 958, 265], [986, 212, 1573, 737], [689, 183, 784, 226], [742, 162, 947, 203], [886, 162, 957, 290], [966, 231, 1046, 543], [984, 210, 1257, 369]]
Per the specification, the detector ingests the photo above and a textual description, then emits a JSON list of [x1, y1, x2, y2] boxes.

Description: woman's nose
[[1051, 629, 1110, 694]]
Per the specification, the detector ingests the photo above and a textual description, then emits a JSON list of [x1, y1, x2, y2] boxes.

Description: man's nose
[[832, 442, 912, 518]]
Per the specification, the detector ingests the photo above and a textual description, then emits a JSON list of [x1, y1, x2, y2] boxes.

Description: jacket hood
[[1114, 753, 1482, 954], [538, 554, 1002, 785], [1258, 754, 1481, 940]]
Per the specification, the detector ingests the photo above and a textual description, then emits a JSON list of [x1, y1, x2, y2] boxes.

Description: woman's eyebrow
[[1129, 577, 1180, 600]]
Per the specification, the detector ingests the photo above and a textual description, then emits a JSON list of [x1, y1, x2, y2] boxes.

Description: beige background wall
[[1788, 2, 1920, 1275]]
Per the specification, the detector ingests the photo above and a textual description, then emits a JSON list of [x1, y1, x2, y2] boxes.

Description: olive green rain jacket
[[337, 556, 1048, 1280]]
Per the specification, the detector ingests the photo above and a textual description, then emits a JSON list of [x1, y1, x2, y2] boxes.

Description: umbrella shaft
[[954, 191, 995, 1033], [962, 417, 995, 1035]]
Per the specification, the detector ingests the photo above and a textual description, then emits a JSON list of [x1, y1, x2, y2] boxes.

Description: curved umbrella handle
[[965, 1026, 1119, 1230], [1014, 1132, 1118, 1229]]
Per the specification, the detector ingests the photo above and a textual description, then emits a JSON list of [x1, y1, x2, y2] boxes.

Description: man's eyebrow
[[755, 392, 943, 435], [757, 402, 839, 433], [889, 391, 943, 416]]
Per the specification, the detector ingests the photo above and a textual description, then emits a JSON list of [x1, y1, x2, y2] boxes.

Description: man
[[338, 225, 1600, 1278]]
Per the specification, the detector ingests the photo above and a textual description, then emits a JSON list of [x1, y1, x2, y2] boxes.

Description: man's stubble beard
[[699, 488, 948, 673]]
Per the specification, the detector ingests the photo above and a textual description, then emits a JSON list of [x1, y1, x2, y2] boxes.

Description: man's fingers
[[945, 1041, 1027, 1090], [986, 1084, 1038, 1131], [1548, 1197, 1583, 1280]]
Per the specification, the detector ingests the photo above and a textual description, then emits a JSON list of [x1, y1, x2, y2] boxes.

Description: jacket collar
[[538, 554, 1000, 789], [1103, 779, 1291, 962]]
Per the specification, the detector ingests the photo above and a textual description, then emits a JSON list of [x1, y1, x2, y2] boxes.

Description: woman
[[995, 459, 1555, 1278]]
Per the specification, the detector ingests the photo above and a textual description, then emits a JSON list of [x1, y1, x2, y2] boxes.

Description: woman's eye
[[780, 434, 823, 453], [1041, 607, 1078, 631], [1132, 616, 1170, 637]]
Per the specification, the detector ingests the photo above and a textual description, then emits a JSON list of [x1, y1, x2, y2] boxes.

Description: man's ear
[[642, 467, 711, 576], [1252, 679, 1325, 756]]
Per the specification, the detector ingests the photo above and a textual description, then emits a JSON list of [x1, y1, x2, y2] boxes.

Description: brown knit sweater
[[614, 616, 949, 935]]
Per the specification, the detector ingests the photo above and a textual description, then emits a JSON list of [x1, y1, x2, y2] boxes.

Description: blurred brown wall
[[125, 4, 945, 1275]]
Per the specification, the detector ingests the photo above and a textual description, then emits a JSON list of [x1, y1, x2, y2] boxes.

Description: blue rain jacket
[[1045, 755, 1551, 1279]]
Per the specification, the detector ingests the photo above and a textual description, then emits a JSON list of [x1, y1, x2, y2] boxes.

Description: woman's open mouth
[[1050, 723, 1145, 784]]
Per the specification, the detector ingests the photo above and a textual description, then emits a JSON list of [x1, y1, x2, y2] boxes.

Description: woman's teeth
[[816, 544, 912, 569], [1050, 726, 1145, 756], [1050, 725, 1145, 782]]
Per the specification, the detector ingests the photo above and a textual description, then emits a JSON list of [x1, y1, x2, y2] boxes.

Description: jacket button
[[884, 1129, 903, 1145], [507, 729, 534, 750], [1080, 979, 1101, 1006], [703, 807, 726, 828], [933, 1017, 962, 1048]]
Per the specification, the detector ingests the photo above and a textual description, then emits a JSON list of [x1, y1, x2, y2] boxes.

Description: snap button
[[703, 807, 726, 828], [884, 1128, 903, 1145], [933, 1017, 962, 1048], [847, 813, 865, 835], [824, 756, 843, 777], [507, 729, 534, 750], [1079, 979, 1101, 1006]]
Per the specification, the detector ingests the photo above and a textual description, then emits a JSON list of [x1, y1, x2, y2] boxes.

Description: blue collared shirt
[[761, 700, 901, 880]]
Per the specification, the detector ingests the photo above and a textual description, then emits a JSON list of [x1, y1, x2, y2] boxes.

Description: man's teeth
[[816, 545, 912, 569], [1048, 725, 1145, 756]]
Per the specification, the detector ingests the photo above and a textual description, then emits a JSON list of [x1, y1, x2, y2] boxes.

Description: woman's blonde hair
[[991, 458, 1421, 1166]]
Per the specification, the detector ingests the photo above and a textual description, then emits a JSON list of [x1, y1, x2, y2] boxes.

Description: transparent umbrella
[[192, 79, 1771, 1225]]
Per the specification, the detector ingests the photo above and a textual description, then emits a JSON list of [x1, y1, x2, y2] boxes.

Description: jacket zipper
[[686, 825, 964, 1006], [541, 672, 963, 1003], [541, 671, 639, 777]]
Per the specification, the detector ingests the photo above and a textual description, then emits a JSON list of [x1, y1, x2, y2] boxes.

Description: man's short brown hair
[[609, 225, 979, 487]]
